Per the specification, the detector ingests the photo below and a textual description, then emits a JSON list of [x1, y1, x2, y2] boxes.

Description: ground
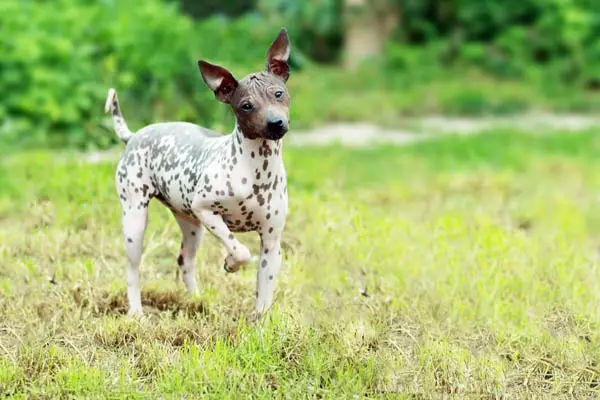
[[1, 127, 600, 398]]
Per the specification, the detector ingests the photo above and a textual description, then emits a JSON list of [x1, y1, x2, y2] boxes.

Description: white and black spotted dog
[[105, 29, 292, 317]]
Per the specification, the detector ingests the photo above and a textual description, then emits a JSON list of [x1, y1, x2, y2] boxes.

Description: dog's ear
[[266, 28, 291, 82], [198, 60, 239, 104]]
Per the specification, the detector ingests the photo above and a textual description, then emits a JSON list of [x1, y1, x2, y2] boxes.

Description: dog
[[104, 28, 292, 317]]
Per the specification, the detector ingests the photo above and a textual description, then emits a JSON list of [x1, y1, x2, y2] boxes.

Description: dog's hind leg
[[174, 214, 204, 296], [120, 204, 148, 317], [116, 164, 151, 317]]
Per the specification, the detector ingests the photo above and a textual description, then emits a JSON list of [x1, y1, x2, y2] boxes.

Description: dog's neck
[[229, 124, 284, 173]]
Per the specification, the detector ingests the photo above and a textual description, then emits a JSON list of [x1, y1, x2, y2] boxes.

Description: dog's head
[[198, 28, 291, 141]]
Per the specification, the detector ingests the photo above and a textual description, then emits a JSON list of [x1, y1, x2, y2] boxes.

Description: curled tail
[[104, 88, 133, 143]]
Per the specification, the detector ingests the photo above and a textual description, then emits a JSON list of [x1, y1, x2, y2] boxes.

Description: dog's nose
[[267, 118, 286, 133]]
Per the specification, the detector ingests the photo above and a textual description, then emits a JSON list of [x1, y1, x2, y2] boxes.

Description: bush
[[0, 0, 191, 149], [3, 0, 600, 152], [0, 0, 280, 150], [391, 0, 600, 86]]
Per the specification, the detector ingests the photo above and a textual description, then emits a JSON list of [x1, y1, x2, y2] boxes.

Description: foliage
[[0, 0, 278, 150], [1, 131, 600, 396], [258, 0, 343, 63], [0, 0, 192, 149], [261, 0, 600, 86], [381, 0, 600, 86], [173, 0, 255, 19], [3, 0, 600, 151]]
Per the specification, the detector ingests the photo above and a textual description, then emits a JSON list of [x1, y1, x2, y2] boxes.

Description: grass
[[284, 65, 600, 131], [1, 129, 600, 397]]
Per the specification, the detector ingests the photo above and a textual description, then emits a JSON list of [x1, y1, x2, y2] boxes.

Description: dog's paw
[[127, 307, 144, 318], [224, 245, 251, 273]]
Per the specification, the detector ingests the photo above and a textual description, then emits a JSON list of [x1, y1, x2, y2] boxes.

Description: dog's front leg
[[195, 209, 251, 273], [256, 234, 282, 315]]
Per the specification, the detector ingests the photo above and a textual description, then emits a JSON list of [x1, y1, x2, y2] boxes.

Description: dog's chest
[[198, 156, 287, 233], [224, 170, 287, 233]]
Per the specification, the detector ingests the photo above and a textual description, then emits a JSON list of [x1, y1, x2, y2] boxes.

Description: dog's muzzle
[[265, 117, 288, 140]]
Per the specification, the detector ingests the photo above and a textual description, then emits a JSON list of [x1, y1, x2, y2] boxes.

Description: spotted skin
[[108, 28, 292, 317]]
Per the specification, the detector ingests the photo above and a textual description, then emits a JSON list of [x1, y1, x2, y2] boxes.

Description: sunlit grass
[[1, 130, 600, 397]]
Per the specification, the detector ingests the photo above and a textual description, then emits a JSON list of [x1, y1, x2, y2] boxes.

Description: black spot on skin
[[211, 226, 216, 230], [269, 275, 274, 280], [256, 172, 261, 180], [238, 201, 244, 206], [233, 157, 237, 165], [127, 238, 133, 243], [268, 172, 272, 179], [261, 259, 267, 268], [266, 213, 271, 219], [191, 231, 196, 236], [269, 227, 273, 233], [275, 210, 279, 215], [253, 185, 260, 195], [177, 254, 184, 266], [205, 175, 210, 184], [263, 160, 268, 171], [228, 234, 234, 240], [257, 194, 265, 206], [242, 177, 247, 184], [264, 248, 269, 254], [251, 151, 255, 158], [214, 174, 218, 179]]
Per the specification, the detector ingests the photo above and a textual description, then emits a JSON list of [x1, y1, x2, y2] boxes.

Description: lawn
[[1, 129, 600, 398]]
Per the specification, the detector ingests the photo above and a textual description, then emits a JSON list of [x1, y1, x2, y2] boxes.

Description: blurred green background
[[2, 0, 600, 150]]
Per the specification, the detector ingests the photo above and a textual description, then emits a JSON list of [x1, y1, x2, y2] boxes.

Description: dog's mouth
[[262, 127, 288, 141]]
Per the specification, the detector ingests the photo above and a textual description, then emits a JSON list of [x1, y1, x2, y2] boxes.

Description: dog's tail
[[104, 88, 133, 143]]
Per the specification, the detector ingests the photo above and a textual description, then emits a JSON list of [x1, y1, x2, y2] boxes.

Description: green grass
[[283, 66, 600, 131], [1, 130, 600, 397]]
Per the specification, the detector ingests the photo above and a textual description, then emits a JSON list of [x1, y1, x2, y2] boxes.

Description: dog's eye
[[241, 103, 253, 111], [274, 91, 283, 99]]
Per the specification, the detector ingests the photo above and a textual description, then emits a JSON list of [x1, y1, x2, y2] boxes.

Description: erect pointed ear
[[198, 60, 239, 104], [266, 28, 291, 82]]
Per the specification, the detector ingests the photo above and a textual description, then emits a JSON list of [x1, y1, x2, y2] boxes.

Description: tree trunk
[[342, 0, 400, 69]]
